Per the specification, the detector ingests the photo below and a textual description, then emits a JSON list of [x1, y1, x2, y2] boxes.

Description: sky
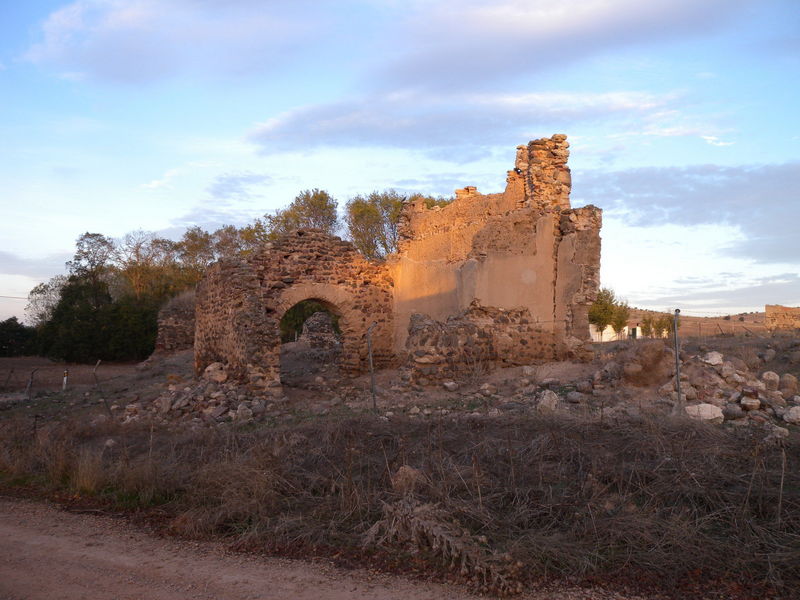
[[1, 0, 798, 322]]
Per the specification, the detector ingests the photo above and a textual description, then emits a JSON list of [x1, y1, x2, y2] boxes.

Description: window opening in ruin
[[278, 299, 343, 387]]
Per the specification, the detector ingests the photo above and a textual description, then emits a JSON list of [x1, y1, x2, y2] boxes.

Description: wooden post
[[93, 360, 112, 417], [25, 368, 39, 401], [673, 310, 683, 415], [366, 322, 377, 412]]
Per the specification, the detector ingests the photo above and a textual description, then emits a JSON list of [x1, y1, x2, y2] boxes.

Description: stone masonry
[[192, 134, 602, 391], [194, 230, 394, 392], [154, 290, 195, 353], [766, 305, 800, 331], [405, 301, 550, 383]]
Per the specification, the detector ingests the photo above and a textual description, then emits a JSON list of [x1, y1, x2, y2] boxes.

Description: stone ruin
[[766, 305, 800, 331], [193, 134, 602, 391], [154, 290, 196, 353]]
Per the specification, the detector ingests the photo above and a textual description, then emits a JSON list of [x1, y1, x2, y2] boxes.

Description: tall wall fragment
[[390, 134, 602, 366]]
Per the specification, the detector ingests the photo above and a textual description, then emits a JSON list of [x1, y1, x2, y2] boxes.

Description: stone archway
[[273, 283, 372, 376], [194, 230, 395, 393]]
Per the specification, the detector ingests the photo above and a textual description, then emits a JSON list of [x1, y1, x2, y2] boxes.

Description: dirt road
[[0, 498, 651, 600]]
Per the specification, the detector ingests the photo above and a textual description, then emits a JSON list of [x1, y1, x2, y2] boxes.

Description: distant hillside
[[627, 308, 767, 338]]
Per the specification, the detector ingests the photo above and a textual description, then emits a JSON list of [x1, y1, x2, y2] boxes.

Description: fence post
[[367, 322, 377, 412], [25, 368, 39, 401], [672, 309, 683, 414]]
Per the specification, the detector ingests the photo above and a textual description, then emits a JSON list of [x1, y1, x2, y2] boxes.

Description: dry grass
[[0, 412, 798, 597]]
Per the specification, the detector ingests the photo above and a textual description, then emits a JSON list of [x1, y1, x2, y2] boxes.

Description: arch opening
[[278, 298, 343, 387]]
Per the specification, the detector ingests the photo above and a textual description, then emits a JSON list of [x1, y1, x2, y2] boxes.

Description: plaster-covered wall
[[389, 134, 601, 359]]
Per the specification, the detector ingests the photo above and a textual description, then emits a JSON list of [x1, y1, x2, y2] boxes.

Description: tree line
[[589, 288, 678, 340], [2, 188, 449, 361]]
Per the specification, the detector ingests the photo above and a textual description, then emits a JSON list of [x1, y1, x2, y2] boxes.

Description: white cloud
[[0, 251, 70, 279], [141, 168, 181, 190], [702, 135, 735, 147], [25, 0, 321, 83], [573, 161, 800, 265], [207, 172, 272, 200], [249, 89, 678, 157], [374, 0, 753, 91]]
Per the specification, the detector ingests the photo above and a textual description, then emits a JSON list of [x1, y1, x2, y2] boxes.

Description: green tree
[[345, 190, 405, 259], [641, 316, 654, 338], [409, 193, 453, 209], [610, 301, 631, 338], [177, 226, 215, 276], [66, 232, 115, 308], [26, 275, 67, 327], [0, 317, 36, 357], [37, 276, 113, 362], [265, 189, 339, 239], [650, 313, 674, 338], [589, 288, 617, 332]]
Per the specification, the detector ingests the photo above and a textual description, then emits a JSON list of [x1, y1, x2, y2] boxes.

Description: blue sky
[[1, 0, 798, 321]]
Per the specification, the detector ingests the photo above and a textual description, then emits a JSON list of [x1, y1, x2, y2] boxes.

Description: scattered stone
[[565, 391, 585, 404], [703, 351, 724, 366], [783, 406, 800, 425], [762, 371, 780, 391], [740, 397, 761, 411], [442, 381, 459, 392], [537, 389, 559, 413], [722, 403, 745, 420], [210, 405, 228, 420], [779, 373, 798, 397], [479, 383, 497, 396], [203, 362, 228, 383], [685, 403, 724, 424], [764, 424, 789, 443]]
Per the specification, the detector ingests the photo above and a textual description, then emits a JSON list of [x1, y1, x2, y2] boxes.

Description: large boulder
[[702, 351, 724, 366], [536, 389, 560, 414], [779, 373, 798, 397], [203, 362, 228, 383], [620, 340, 674, 386], [685, 403, 724, 424], [761, 371, 780, 391], [784, 406, 800, 425]]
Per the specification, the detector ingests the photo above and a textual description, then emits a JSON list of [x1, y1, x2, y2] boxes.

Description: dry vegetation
[[1, 411, 798, 598]]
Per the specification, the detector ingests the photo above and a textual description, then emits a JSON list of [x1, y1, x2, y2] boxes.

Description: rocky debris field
[[69, 336, 800, 446], [3, 335, 799, 446]]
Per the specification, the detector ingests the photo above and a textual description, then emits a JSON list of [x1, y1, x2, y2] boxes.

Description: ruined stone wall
[[390, 134, 602, 359], [766, 305, 800, 330], [193, 134, 601, 390], [154, 290, 195, 353], [298, 311, 341, 351], [194, 230, 394, 390], [405, 302, 553, 383]]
